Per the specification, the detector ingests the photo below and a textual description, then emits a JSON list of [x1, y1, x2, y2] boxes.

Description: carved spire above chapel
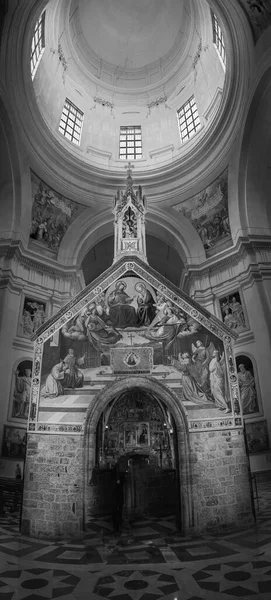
[[113, 163, 148, 264]]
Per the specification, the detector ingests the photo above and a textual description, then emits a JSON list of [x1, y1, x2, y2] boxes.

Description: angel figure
[[171, 353, 212, 404]]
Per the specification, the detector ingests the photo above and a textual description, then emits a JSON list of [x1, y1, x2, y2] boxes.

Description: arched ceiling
[[81, 234, 183, 286]]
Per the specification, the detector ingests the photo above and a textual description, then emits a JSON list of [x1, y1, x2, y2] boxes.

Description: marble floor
[[0, 478, 271, 600]]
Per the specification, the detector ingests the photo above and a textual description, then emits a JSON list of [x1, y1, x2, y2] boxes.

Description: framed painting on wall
[[1, 425, 27, 459], [245, 420, 270, 454]]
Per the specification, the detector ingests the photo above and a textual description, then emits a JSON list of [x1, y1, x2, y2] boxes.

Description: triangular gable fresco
[[29, 256, 242, 434], [33, 256, 237, 343]]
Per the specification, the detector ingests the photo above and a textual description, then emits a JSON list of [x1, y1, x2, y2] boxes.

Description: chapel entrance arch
[[84, 377, 191, 532]]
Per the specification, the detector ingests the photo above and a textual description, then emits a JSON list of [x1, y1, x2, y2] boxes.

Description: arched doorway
[[84, 377, 191, 533]]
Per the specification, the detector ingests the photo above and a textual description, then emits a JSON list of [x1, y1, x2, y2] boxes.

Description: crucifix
[[125, 161, 134, 178], [128, 332, 136, 346]]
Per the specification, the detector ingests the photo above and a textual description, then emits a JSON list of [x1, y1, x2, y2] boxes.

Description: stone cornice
[[183, 235, 271, 281], [0, 240, 80, 279]]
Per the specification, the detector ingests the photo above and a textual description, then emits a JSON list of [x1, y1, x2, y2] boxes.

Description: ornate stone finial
[[112, 165, 147, 264]]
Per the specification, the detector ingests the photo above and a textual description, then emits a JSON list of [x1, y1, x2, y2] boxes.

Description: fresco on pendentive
[[39, 275, 232, 420], [174, 169, 231, 254]]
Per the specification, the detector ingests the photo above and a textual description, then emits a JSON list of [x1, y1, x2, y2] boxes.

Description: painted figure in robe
[[85, 303, 122, 351], [208, 350, 230, 412], [63, 349, 85, 389], [41, 360, 67, 398], [171, 353, 212, 404], [135, 282, 155, 326], [108, 280, 137, 328]]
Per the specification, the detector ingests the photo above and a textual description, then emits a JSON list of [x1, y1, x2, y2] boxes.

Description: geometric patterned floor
[[0, 478, 270, 600]]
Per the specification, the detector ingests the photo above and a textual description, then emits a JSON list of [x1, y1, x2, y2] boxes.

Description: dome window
[[30, 10, 45, 80], [59, 99, 84, 145], [119, 126, 142, 160], [177, 96, 201, 143], [211, 11, 226, 68]]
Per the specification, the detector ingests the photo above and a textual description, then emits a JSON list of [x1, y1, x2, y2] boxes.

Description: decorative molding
[[189, 418, 242, 431], [149, 145, 174, 159], [204, 87, 223, 122], [147, 95, 168, 116], [93, 97, 114, 110], [86, 146, 112, 160], [0, 241, 81, 279]]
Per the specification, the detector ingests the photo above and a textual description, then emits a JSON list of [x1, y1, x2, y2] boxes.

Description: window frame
[[177, 96, 201, 143], [58, 99, 84, 146], [30, 11, 46, 80], [211, 11, 226, 68], [119, 126, 142, 160]]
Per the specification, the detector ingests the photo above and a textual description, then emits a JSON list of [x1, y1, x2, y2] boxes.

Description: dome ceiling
[[75, 0, 187, 71], [9, 0, 252, 201]]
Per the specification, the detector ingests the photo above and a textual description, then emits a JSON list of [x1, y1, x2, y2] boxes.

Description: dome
[[75, 0, 187, 72], [5, 0, 251, 205], [26, 0, 232, 180]]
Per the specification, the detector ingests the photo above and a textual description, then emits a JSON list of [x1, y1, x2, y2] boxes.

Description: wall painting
[[173, 169, 231, 255], [239, 1, 271, 42], [245, 420, 270, 454], [38, 275, 234, 425], [29, 171, 85, 253], [1, 426, 27, 459]]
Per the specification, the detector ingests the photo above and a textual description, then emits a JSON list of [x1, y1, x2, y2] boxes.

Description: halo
[[134, 281, 146, 292], [115, 280, 127, 290]]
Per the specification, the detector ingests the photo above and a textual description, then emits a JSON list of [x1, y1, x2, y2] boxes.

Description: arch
[[234, 65, 271, 236], [83, 376, 193, 533], [57, 205, 205, 272], [0, 91, 24, 242]]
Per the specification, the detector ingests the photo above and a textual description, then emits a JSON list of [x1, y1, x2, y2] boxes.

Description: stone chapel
[[0, 0, 271, 539]]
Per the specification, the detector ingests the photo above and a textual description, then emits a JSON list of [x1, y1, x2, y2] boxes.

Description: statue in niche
[[12, 363, 32, 419], [122, 206, 137, 238], [236, 355, 259, 414]]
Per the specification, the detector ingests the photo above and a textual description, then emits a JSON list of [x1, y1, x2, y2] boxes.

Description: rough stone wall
[[21, 434, 84, 538], [189, 428, 254, 533]]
